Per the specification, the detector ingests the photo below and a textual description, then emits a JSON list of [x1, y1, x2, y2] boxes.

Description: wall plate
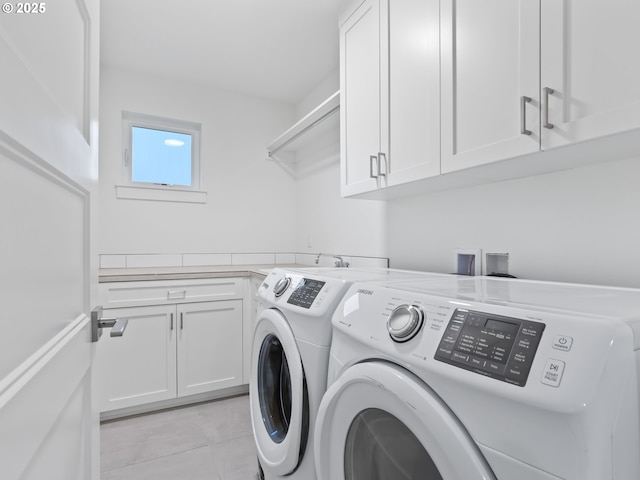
[[455, 248, 482, 276]]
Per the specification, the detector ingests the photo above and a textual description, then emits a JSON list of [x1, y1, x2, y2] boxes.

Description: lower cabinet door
[[94, 304, 177, 412], [177, 300, 243, 397]]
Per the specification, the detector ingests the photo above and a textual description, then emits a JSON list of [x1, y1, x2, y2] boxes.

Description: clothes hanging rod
[[267, 90, 340, 157]]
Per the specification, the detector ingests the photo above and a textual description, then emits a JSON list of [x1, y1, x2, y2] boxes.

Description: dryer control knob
[[387, 304, 424, 343], [273, 276, 291, 297]]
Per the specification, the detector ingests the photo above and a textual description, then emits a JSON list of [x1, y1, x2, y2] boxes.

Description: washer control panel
[[286, 277, 326, 309], [435, 309, 545, 387]]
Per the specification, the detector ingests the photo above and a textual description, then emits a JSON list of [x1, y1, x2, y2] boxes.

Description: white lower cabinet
[[95, 304, 177, 411], [95, 278, 244, 413], [177, 300, 243, 397]]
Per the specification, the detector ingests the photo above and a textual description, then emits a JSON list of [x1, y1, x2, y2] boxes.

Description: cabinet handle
[[170, 313, 174, 330], [378, 152, 387, 177], [369, 155, 378, 179], [168, 289, 187, 300], [520, 96, 532, 136], [180, 312, 184, 330], [543, 87, 554, 129]]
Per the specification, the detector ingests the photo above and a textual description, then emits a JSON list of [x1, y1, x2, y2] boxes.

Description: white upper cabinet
[[340, 0, 383, 196], [340, 0, 440, 197], [442, 0, 640, 174], [441, 0, 540, 173], [387, 0, 440, 186], [540, 0, 640, 150], [341, 0, 640, 197]]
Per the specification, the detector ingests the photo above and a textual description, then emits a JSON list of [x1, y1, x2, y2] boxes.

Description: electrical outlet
[[455, 248, 482, 276]]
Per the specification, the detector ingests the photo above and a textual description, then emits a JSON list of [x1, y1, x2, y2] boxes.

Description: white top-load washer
[[250, 267, 449, 480], [315, 275, 640, 480]]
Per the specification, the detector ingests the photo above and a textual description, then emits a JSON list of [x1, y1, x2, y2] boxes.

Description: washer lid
[[250, 308, 308, 476], [314, 361, 496, 480]]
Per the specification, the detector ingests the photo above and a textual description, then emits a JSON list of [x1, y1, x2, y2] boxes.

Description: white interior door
[[0, 1, 101, 478]]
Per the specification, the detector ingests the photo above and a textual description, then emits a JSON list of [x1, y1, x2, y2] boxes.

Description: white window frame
[[116, 111, 206, 203]]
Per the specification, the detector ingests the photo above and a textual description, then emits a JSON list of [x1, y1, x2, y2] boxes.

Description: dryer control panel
[[435, 309, 545, 387], [287, 278, 326, 309]]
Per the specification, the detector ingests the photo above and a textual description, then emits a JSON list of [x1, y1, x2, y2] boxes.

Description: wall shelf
[[267, 90, 340, 158]]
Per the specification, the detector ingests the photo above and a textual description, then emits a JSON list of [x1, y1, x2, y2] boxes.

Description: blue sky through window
[[132, 126, 192, 186]]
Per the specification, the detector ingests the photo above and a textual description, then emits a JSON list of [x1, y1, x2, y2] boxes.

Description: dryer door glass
[[314, 362, 496, 480], [257, 334, 292, 443], [344, 408, 442, 479], [251, 309, 309, 476]]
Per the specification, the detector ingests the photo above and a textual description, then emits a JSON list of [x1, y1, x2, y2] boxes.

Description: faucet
[[315, 253, 350, 268]]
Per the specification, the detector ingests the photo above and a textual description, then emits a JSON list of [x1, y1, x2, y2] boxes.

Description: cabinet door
[[387, 0, 440, 186], [177, 300, 243, 397], [541, 0, 640, 150], [441, 0, 540, 173], [340, 0, 386, 196], [94, 305, 177, 412]]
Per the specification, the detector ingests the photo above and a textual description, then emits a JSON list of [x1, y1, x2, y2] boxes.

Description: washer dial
[[273, 276, 291, 297], [387, 304, 425, 342]]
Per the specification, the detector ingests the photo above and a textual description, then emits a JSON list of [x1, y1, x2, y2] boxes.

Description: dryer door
[[314, 361, 496, 480], [250, 308, 309, 476]]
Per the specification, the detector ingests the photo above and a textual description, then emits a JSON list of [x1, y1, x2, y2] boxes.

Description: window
[[118, 112, 205, 203], [131, 126, 193, 186]]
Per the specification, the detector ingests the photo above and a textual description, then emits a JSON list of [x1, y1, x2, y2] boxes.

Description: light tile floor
[[100, 394, 259, 480]]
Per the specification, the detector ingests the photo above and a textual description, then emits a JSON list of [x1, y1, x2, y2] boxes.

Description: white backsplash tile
[[275, 253, 296, 264], [99, 252, 389, 270], [295, 253, 318, 266], [295, 253, 389, 268], [231, 253, 276, 265], [126, 254, 182, 268], [348, 256, 389, 268], [183, 253, 232, 266], [100, 254, 127, 269]]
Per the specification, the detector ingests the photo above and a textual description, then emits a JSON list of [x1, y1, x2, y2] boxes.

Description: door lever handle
[[91, 306, 129, 342]]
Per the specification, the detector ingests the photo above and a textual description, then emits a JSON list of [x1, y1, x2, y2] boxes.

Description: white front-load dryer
[[315, 276, 640, 480], [250, 267, 449, 480]]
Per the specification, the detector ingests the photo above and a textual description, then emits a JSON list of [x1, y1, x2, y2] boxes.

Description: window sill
[[115, 185, 207, 204]]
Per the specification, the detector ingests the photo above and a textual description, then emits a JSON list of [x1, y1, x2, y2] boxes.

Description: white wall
[[295, 70, 340, 119], [293, 70, 388, 260], [98, 67, 298, 255], [98, 67, 640, 288], [296, 160, 387, 259], [387, 156, 640, 288]]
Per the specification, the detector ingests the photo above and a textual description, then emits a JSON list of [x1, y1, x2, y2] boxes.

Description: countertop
[[99, 264, 304, 283]]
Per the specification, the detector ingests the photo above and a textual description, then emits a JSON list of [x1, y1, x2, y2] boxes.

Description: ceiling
[[100, 0, 342, 105]]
